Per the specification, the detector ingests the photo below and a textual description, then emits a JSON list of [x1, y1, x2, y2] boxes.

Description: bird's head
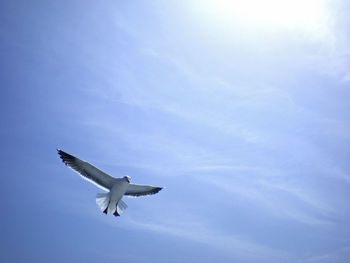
[[123, 176, 131, 183]]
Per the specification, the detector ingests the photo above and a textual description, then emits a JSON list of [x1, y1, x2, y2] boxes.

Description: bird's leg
[[114, 202, 120, 217], [103, 201, 110, 214]]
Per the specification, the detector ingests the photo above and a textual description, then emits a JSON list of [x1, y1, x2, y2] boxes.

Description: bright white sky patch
[[191, 0, 330, 35]]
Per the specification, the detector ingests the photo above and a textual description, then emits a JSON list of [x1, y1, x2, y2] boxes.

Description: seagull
[[57, 149, 163, 217]]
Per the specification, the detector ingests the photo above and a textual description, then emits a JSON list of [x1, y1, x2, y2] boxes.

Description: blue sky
[[1, 0, 350, 262]]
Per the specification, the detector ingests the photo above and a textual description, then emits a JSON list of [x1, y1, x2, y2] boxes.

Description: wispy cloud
[[125, 218, 293, 263], [305, 246, 350, 263], [195, 167, 335, 226]]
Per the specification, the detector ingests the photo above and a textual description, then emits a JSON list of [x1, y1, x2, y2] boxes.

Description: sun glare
[[195, 0, 328, 31]]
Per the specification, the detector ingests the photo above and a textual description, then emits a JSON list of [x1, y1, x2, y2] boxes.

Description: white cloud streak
[[125, 218, 293, 263]]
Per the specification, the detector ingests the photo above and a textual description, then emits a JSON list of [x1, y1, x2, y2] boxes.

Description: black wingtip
[[57, 149, 76, 166], [57, 149, 64, 160], [57, 148, 63, 156]]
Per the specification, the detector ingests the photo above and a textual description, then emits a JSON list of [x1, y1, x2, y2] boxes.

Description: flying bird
[[57, 149, 163, 217]]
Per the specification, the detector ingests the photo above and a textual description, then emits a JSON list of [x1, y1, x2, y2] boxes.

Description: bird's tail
[[117, 199, 128, 214], [96, 193, 110, 214]]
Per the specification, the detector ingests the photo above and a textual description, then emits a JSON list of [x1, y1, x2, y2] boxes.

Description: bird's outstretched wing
[[57, 149, 115, 191], [124, 184, 163, 197]]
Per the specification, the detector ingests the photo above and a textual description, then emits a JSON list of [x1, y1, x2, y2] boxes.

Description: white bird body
[[107, 178, 129, 215], [57, 149, 163, 217]]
